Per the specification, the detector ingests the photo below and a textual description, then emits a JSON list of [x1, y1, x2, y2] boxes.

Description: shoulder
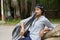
[[39, 15, 49, 21]]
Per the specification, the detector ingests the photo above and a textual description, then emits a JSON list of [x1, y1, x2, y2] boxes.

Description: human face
[[34, 7, 42, 16]]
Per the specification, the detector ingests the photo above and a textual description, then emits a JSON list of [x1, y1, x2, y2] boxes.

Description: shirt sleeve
[[20, 16, 33, 24], [15, 16, 32, 27], [16, 13, 35, 26], [20, 13, 35, 24], [44, 18, 54, 30]]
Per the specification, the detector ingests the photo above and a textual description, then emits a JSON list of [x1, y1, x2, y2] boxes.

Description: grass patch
[[50, 18, 60, 23], [5, 18, 22, 25], [0, 18, 60, 25]]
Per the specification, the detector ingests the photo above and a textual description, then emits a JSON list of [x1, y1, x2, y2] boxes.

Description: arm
[[20, 22, 25, 36], [44, 19, 54, 31], [20, 13, 35, 36], [39, 18, 54, 38], [20, 16, 33, 36]]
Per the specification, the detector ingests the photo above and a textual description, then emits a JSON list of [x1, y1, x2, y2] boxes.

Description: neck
[[35, 15, 42, 19]]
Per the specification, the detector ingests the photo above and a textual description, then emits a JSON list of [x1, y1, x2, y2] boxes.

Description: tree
[[31, 0, 36, 13], [25, 0, 28, 18], [19, 0, 24, 18], [11, 0, 19, 19], [4, 0, 11, 19], [2, 0, 59, 19], [1, 0, 5, 22], [58, 0, 60, 18]]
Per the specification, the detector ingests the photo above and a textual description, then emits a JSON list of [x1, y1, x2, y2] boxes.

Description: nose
[[35, 11, 38, 14], [35, 10, 37, 13]]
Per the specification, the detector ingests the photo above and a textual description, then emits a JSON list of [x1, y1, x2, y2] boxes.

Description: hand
[[20, 28, 25, 36], [39, 27, 50, 38], [44, 27, 50, 31], [39, 30, 45, 38]]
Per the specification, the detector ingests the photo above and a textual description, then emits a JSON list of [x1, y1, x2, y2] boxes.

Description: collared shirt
[[17, 15, 54, 40]]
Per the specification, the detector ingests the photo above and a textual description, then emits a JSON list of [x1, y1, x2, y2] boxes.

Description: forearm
[[39, 28, 50, 38], [20, 22, 25, 36], [20, 22, 24, 29], [39, 29, 45, 38]]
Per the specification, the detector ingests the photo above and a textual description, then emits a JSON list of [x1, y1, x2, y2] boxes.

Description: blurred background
[[0, 0, 60, 40], [0, 0, 60, 24]]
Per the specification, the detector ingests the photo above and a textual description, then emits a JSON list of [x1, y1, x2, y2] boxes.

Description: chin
[[36, 14, 40, 16]]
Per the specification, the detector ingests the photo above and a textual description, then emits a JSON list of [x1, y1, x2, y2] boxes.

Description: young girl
[[19, 4, 54, 40]]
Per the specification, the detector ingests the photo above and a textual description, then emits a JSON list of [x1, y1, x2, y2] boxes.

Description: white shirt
[[17, 15, 54, 40]]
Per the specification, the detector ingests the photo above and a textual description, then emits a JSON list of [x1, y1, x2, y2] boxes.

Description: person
[[18, 4, 54, 40]]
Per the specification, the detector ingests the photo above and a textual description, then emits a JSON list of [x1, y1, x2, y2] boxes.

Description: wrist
[[21, 27, 24, 30]]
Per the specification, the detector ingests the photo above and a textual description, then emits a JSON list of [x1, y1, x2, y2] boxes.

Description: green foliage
[[5, 18, 22, 25], [50, 18, 60, 23], [3, 0, 58, 20], [5, 18, 60, 25], [36, 0, 58, 10]]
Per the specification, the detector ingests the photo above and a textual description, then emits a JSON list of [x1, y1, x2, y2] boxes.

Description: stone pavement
[[0, 23, 60, 40]]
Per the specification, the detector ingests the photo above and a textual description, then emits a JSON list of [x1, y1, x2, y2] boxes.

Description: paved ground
[[0, 23, 60, 40], [0, 25, 15, 40]]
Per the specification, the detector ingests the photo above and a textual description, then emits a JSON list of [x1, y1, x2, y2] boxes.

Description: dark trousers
[[18, 31, 31, 40]]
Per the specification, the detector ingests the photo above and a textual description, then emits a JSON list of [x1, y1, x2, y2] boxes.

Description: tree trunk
[[25, 0, 28, 18], [11, 0, 18, 19], [20, 0, 23, 18], [31, 0, 36, 13], [58, 0, 60, 18], [4, 0, 11, 19], [1, 0, 5, 22]]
